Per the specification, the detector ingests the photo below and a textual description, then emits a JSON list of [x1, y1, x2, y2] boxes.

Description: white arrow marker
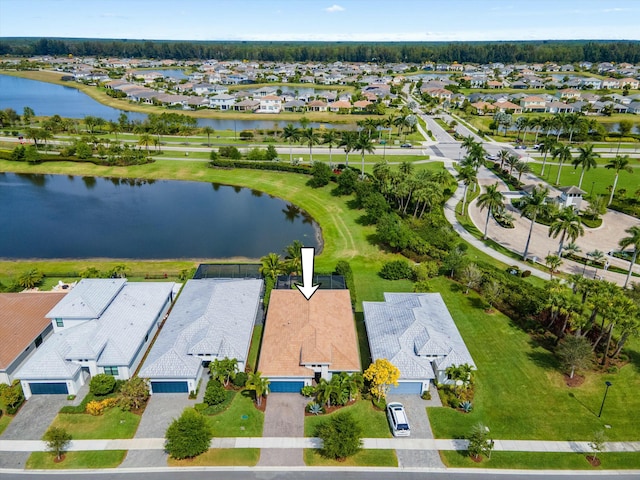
[[295, 247, 320, 301]]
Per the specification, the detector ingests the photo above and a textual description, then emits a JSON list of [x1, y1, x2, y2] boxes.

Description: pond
[[0, 172, 319, 259], [0, 74, 340, 130]]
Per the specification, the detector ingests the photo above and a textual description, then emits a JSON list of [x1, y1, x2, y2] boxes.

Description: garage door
[[389, 382, 422, 395], [29, 382, 68, 395], [269, 381, 305, 393], [151, 381, 189, 393]]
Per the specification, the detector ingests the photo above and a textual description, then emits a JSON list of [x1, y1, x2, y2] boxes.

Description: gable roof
[[0, 292, 67, 370], [139, 279, 262, 379], [259, 289, 360, 378], [46, 278, 126, 319], [363, 293, 475, 381]]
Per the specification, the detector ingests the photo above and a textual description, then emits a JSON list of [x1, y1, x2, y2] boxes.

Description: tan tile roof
[[0, 292, 67, 369], [258, 290, 360, 378]]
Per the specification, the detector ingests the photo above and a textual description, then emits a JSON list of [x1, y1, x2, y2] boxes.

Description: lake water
[[0, 74, 339, 130], [0, 172, 319, 259]]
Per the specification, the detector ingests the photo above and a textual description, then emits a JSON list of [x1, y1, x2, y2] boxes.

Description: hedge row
[[209, 159, 313, 174]]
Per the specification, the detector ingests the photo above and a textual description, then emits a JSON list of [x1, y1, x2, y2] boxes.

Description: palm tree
[[605, 155, 633, 206], [514, 161, 531, 182], [572, 144, 600, 189], [619, 225, 640, 288], [355, 133, 375, 179], [477, 183, 504, 240], [538, 136, 557, 177], [563, 242, 582, 259], [545, 254, 563, 280], [461, 135, 478, 153], [301, 127, 319, 163], [281, 123, 301, 164], [137, 133, 153, 152], [284, 240, 304, 276], [552, 143, 572, 186], [520, 185, 550, 260], [259, 252, 284, 281], [322, 129, 340, 167], [201, 126, 215, 147], [339, 131, 358, 167], [457, 165, 477, 215], [549, 207, 585, 256], [107, 120, 121, 143], [505, 154, 520, 176], [564, 112, 584, 144], [497, 149, 510, 170], [246, 371, 270, 407]]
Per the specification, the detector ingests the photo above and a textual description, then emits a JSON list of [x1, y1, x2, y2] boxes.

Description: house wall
[[148, 369, 202, 395], [21, 369, 84, 400], [52, 317, 93, 333], [2, 323, 53, 384]]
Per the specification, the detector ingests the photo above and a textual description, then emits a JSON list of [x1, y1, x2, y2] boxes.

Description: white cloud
[[325, 4, 345, 13]]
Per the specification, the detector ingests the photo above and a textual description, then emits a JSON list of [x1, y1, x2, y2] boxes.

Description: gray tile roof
[[46, 278, 126, 319], [363, 293, 475, 381], [16, 281, 174, 380], [139, 279, 262, 380]]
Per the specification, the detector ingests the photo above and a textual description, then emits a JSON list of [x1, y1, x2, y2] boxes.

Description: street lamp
[[590, 181, 596, 199], [598, 381, 612, 418]]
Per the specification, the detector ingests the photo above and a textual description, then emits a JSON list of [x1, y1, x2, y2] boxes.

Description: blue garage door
[[269, 381, 305, 393], [389, 382, 422, 395], [151, 381, 189, 393], [29, 382, 68, 395]]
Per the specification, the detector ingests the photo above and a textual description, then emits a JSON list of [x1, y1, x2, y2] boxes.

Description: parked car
[[533, 144, 541, 149], [386, 402, 411, 437], [515, 145, 527, 150], [400, 143, 413, 148], [486, 154, 497, 161]]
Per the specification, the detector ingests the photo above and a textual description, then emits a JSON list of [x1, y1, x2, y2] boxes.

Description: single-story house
[[494, 101, 523, 114], [139, 279, 263, 394], [0, 292, 67, 385], [258, 289, 360, 393], [363, 293, 476, 395], [16, 279, 175, 398], [470, 101, 496, 115], [557, 185, 586, 210]]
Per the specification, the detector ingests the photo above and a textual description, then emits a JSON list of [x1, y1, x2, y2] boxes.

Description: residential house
[[258, 95, 282, 113], [363, 293, 476, 394], [521, 96, 547, 112], [627, 102, 640, 114], [258, 289, 360, 392], [352, 100, 372, 111], [209, 93, 236, 110], [494, 101, 523, 114], [546, 101, 574, 114], [307, 100, 328, 112], [139, 279, 263, 394], [0, 292, 67, 385], [16, 279, 175, 398], [282, 99, 306, 112], [557, 186, 586, 210], [234, 99, 260, 112], [619, 78, 640, 90], [558, 88, 581, 100], [601, 78, 621, 89], [329, 100, 352, 112], [470, 101, 496, 115]]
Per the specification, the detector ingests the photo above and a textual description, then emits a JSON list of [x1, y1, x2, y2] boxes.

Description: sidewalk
[[1, 437, 639, 453]]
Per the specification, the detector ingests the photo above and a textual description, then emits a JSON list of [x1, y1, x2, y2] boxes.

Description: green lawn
[[440, 450, 640, 470], [48, 408, 140, 440], [427, 276, 640, 441], [25, 451, 126, 469], [205, 392, 264, 437], [304, 400, 391, 438], [0, 414, 12, 435], [246, 325, 263, 373], [304, 448, 398, 467], [167, 448, 259, 466]]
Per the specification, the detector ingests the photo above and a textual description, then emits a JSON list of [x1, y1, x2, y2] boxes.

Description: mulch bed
[[303, 400, 357, 416], [564, 374, 585, 388], [586, 455, 601, 467], [254, 396, 267, 412], [470, 455, 483, 463], [53, 455, 66, 463]]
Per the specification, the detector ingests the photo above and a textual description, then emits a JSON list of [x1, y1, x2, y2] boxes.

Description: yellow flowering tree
[[363, 359, 400, 400]]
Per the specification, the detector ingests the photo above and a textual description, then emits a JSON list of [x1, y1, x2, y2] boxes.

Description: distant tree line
[[1, 38, 640, 64]]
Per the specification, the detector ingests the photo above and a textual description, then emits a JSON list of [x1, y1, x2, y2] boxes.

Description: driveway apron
[[258, 393, 308, 466]]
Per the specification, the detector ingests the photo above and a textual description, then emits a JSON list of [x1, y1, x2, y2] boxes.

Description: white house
[[16, 279, 176, 398], [209, 93, 236, 110], [363, 293, 476, 395], [258, 95, 282, 113]]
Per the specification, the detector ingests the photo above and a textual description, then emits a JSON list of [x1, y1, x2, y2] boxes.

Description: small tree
[[44, 427, 72, 461], [459, 263, 482, 294], [545, 254, 563, 280], [307, 161, 333, 188], [210, 358, 238, 387], [363, 358, 400, 401], [89, 374, 116, 396], [467, 423, 494, 461], [482, 280, 502, 311], [316, 412, 363, 460], [203, 380, 227, 406], [246, 371, 270, 406], [165, 408, 212, 460], [588, 430, 606, 464], [118, 376, 150, 412], [556, 335, 593, 379], [17, 268, 44, 289]]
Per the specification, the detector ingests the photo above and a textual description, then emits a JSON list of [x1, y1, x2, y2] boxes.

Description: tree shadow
[[466, 296, 486, 310], [626, 348, 640, 374], [567, 392, 597, 417], [526, 349, 560, 371], [448, 282, 464, 294]]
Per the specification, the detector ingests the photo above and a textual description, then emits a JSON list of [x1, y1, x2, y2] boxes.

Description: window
[[35, 335, 43, 347], [55, 318, 64, 327], [103, 366, 119, 376]]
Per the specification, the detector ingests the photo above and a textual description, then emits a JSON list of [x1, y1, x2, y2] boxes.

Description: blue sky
[[0, 0, 637, 41]]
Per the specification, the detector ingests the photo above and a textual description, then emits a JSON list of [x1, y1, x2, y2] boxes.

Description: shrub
[[193, 403, 207, 413], [307, 161, 334, 188], [209, 150, 218, 161], [209, 159, 312, 175], [2, 381, 24, 415], [232, 371, 247, 388], [117, 376, 150, 412], [335, 260, 357, 307], [218, 146, 241, 159], [413, 261, 439, 281], [421, 390, 432, 400], [307, 402, 324, 415], [85, 397, 118, 416], [372, 396, 387, 411], [90, 374, 116, 396], [165, 408, 212, 460], [316, 412, 363, 460], [521, 270, 532, 278], [246, 147, 266, 161], [239, 130, 254, 140], [460, 400, 473, 413], [204, 380, 226, 406], [379, 260, 413, 280], [300, 385, 316, 397]]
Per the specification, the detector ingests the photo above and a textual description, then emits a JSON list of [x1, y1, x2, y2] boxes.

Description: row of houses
[[2, 276, 475, 398]]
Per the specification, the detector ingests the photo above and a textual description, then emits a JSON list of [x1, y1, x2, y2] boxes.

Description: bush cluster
[[89, 374, 116, 396], [379, 260, 414, 280], [334, 260, 357, 307], [203, 379, 226, 406], [232, 371, 247, 388], [85, 397, 118, 416], [209, 158, 312, 174]]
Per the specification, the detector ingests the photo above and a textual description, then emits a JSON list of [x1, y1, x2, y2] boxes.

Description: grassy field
[[167, 448, 260, 467], [304, 400, 391, 438], [25, 451, 126, 469], [304, 448, 398, 467], [205, 392, 264, 437], [48, 408, 140, 440], [427, 276, 640, 441], [440, 450, 640, 470]]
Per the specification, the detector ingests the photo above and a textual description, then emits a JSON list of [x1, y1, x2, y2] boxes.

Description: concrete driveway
[[0, 394, 69, 468], [258, 393, 308, 467], [387, 393, 444, 468]]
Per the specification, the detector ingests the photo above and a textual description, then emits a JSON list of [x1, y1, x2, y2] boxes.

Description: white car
[[386, 402, 411, 437]]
